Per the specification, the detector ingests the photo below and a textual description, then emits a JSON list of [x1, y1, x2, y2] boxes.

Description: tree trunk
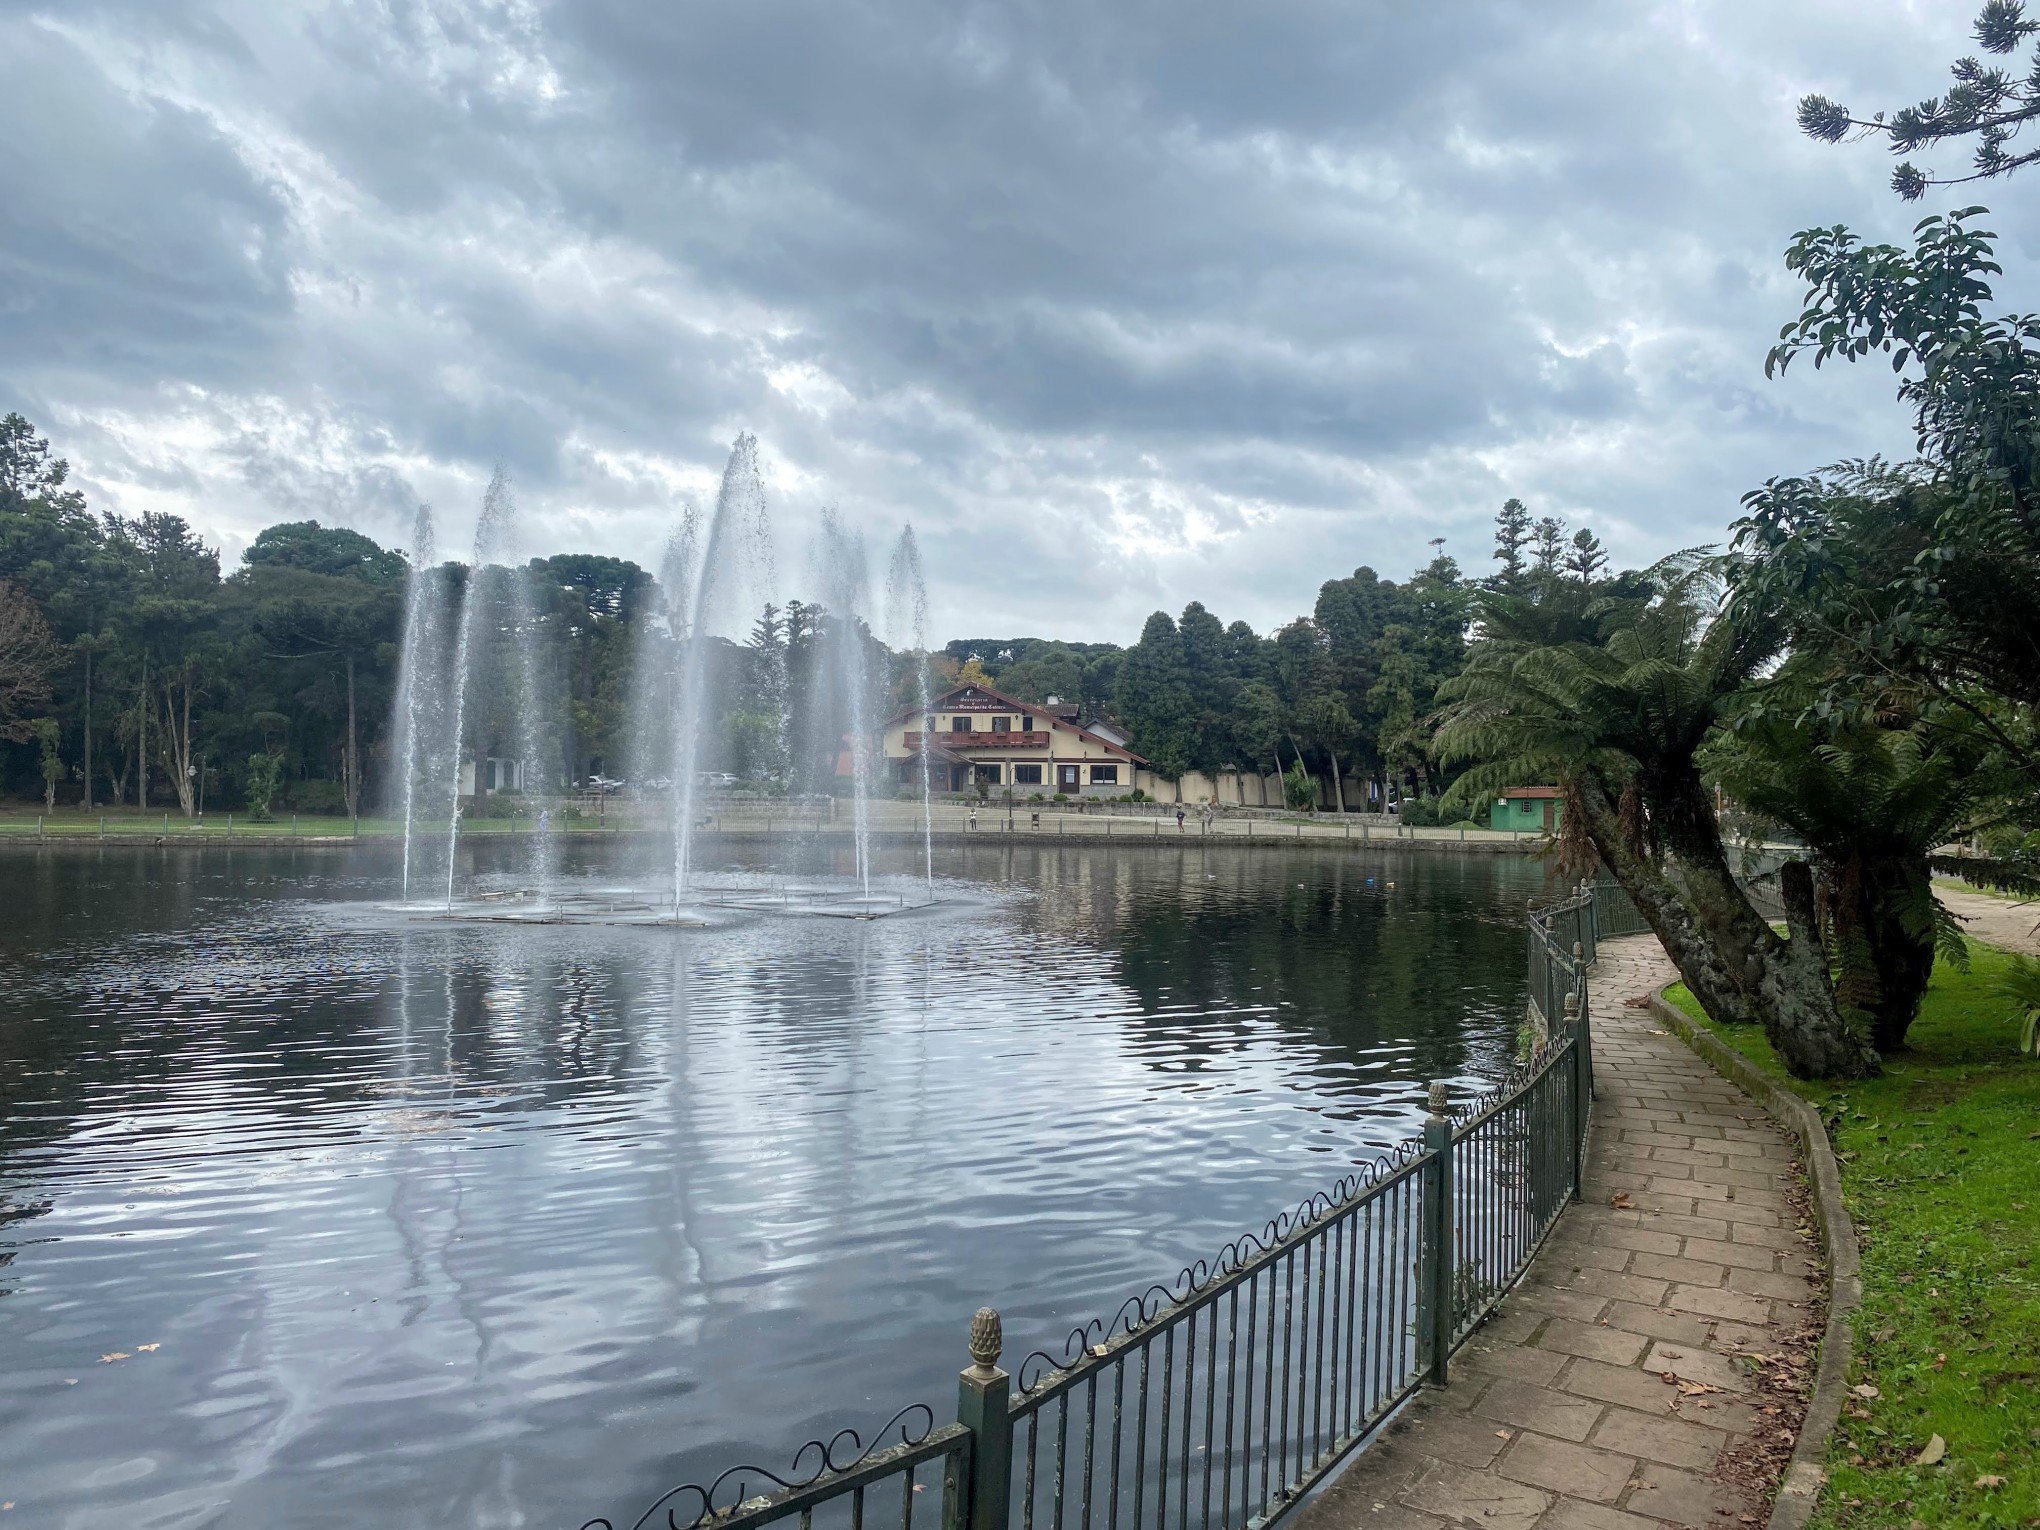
[[160, 675, 197, 817], [138, 663, 149, 811], [1847, 860, 1938, 1053], [1578, 771, 1876, 1079], [82, 644, 93, 812], [345, 651, 360, 818], [1575, 776, 1767, 1029], [1328, 746, 1347, 813]]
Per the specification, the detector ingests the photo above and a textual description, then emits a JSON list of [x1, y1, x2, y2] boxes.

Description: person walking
[[1175, 806, 1186, 831], [968, 805, 978, 831]]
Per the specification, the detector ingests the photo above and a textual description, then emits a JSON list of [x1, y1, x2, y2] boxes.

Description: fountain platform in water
[[393, 879, 942, 927]]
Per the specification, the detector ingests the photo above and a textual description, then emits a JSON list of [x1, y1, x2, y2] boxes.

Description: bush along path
[[1664, 927, 2040, 1530], [1294, 935, 1825, 1530]]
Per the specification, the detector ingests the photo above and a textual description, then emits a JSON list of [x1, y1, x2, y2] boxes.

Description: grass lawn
[[0, 807, 628, 836], [1664, 943, 2040, 1529]]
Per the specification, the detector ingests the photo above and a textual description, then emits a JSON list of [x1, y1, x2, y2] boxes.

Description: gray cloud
[[0, 0, 2009, 640]]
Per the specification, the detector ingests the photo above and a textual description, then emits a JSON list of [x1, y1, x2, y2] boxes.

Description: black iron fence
[[583, 896, 1596, 1530]]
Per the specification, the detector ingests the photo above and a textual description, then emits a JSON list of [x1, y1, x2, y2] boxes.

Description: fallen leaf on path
[[1914, 1434, 1947, 1467], [99, 1353, 128, 1363], [1976, 1474, 2005, 1489], [1852, 1383, 1880, 1399]]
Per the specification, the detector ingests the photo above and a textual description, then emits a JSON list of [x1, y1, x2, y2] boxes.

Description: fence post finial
[[968, 1307, 1003, 1377], [1425, 1081, 1450, 1119]]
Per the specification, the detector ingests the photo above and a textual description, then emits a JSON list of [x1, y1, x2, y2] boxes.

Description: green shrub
[[287, 778, 348, 815], [1129, 788, 1149, 803], [1397, 795, 1442, 827], [245, 752, 284, 822]]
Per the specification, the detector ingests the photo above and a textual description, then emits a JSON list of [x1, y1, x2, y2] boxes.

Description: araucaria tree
[[1799, 1, 2040, 200]]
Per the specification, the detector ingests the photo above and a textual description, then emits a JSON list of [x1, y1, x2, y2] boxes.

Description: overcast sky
[[2, 1, 2028, 644]]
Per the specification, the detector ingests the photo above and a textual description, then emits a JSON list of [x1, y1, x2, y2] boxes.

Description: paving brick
[[1555, 1358, 1687, 1416], [1598, 1302, 1713, 1345], [1591, 1225, 1684, 1256], [1588, 1408, 1727, 1469], [1457, 1341, 1568, 1386], [1535, 1503, 1666, 1530], [1660, 1284, 1771, 1325], [1397, 1407, 1514, 1469], [1640, 1342, 1758, 1395], [1494, 1432, 1638, 1503], [1721, 1224, 1803, 1248], [1553, 1270, 1670, 1307], [1626, 1253, 1728, 1287], [1471, 1377, 1605, 1443], [1725, 1265, 1819, 1301], [1681, 1236, 1780, 1272], [1397, 1461, 1550, 1530], [1506, 1286, 1610, 1322], [1537, 1319, 1648, 1366], [1621, 1461, 1759, 1529], [1634, 1213, 1731, 1241]]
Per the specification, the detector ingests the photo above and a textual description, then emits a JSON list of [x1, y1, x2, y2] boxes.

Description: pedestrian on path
[[1175, 807, 1186, 830]]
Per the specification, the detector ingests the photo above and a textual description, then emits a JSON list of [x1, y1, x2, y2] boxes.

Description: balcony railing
[[904, 732, 1048, 750]]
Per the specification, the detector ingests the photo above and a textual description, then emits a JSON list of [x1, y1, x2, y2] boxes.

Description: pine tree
[[1565, 528, 1608, 585], [1531, 516, 1567, 575], [1492, 498, 1532, 589]]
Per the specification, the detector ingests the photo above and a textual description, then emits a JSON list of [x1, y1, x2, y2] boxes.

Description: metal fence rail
[[583, 897, 1595, 1530]]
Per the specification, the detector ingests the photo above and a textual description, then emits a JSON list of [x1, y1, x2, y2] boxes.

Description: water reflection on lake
[[0, 839, 1554, 1529]]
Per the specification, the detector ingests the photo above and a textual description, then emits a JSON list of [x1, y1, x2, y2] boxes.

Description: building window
[[1014, 763, 1043, 785], [951, 716, 971, 731], [924, 716, 934, 733], [976, 763, 1002, 784], [992, 715, 1010, 733], [1058, 764, 1080, 788], [1090, 764, 1118, 785]]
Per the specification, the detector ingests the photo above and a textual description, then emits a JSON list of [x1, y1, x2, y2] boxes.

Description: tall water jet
[[442, 469, 516, 907], [819, 511, 875, 898], [670, 435, 766, 905], [884, 526, 933, 898], [623, 513, 698, 881], [507, 555, 558, 906], [391, 504, 441, 900]]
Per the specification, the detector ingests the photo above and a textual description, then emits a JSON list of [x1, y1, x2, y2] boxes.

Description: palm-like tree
[[1714, 716, 2025, 1051], [1438, 568, 1881, 1079]]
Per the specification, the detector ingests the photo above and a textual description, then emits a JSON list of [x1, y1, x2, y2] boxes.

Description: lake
[[0, 839, 1554, 1529]]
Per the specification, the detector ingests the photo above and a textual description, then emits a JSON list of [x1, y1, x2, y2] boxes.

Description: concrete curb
[[1645, 992, 1860, 1530]]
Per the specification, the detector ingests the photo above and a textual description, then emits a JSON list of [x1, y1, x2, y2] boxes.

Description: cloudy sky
[[1, 1, 2025, 643]]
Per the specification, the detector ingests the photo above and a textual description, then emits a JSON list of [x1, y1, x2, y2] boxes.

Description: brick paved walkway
[[1293, 936, 1819, 1530]]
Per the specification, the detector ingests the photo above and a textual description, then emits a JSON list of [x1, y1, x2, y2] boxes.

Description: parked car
[[582, 775, 626, 795], [696, 771, 740, 788]]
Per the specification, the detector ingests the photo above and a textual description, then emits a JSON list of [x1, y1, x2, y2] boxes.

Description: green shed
[[1490, 785, 1564, 833]]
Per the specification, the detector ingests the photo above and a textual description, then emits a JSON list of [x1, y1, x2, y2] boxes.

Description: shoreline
[[0, 822, 1547, 855]]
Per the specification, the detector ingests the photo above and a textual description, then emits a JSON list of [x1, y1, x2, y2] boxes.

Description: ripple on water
[[0, 838, 1554, 1529]]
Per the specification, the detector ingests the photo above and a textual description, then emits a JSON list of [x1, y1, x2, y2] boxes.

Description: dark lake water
[[0, 839, 1555, 1529]]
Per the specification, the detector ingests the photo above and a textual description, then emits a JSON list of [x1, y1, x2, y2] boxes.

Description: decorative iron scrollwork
[[1014, 1135, 1427, 1394], [579, 1402, 937, 1530]]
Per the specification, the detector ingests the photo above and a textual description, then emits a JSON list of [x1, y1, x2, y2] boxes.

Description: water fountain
[[388, 434, 938, 924], [391, 504, 440, 902], [884, 527, 934, 899], [440, 470, 514, 909]]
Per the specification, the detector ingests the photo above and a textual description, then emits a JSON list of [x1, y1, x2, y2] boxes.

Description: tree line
[[3, 408, 1610, 819]]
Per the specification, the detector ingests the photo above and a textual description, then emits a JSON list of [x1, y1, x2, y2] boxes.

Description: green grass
[[1664, 944, 2040, 1529], [0, 808, 626, 836]]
